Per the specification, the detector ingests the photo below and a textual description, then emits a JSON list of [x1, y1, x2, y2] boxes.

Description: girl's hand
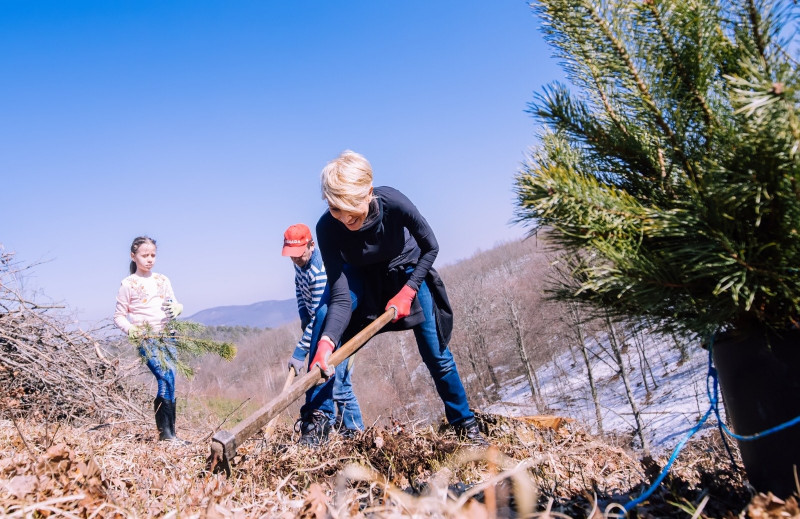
[[128, 326, 142, 340], [288, 355, 306, 375], [165, 301, 184, 318]]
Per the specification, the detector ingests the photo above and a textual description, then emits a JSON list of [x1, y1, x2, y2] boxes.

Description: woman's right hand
[[311, 336, 335, 378]]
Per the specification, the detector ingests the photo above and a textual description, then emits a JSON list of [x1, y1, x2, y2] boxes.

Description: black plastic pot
[[713, 326, 800, 497]]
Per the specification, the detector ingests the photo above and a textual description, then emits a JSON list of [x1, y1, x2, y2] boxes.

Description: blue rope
[[709, 357, 800, 441], [622, 335, 800, 514], [622, 349, 716, 513], [701, 339, 741, 471]]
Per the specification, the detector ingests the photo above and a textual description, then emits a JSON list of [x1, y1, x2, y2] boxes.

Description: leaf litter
[[1, 409, 779, 518]]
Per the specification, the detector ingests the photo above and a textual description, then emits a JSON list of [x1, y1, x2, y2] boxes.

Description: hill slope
[[184, 298, 297, 328]]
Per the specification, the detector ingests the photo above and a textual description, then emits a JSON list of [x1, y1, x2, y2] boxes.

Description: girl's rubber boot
[[154, 396, 175, 441], [169, 399, 190, 445]]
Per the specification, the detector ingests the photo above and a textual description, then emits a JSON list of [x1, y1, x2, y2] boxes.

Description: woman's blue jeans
[[138, 338, 177, 402], [302, 273, 473, 427], [411, 279, 473, 424], [301, 290, 365, 431]]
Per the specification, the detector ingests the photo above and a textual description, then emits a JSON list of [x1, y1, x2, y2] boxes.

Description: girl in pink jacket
[[114, 236, 184, 441]]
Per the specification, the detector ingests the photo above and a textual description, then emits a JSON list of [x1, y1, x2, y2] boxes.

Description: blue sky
[[1, 1, 564, 325]]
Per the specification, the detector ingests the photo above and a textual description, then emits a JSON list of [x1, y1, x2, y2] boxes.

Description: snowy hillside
[[486, 330, 724, 454]]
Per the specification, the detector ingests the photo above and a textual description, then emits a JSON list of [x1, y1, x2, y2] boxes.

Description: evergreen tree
[[515, 0, 800, 339], [129, 320, 236, 378]]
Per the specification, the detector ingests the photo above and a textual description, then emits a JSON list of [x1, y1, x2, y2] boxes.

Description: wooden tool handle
[[211, 308, 395, 461]]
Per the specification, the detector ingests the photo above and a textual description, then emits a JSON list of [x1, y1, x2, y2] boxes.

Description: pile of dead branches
[[0, 249, 145, 424]]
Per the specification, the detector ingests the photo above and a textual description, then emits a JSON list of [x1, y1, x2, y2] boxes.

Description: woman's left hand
[[386, 285, 417, 322]]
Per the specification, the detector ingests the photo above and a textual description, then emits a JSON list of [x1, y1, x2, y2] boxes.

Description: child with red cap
[[282, 223, 364, 444]]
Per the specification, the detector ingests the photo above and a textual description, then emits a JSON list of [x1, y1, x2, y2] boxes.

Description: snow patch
[[486, 330, 726, 454]]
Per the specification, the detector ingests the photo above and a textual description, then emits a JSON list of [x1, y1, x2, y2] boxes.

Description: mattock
[[205, 308, 396, 476]]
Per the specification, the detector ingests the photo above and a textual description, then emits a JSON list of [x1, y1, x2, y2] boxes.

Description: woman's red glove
[[311, 336, 335, 377], [386, 285, 417, 322]]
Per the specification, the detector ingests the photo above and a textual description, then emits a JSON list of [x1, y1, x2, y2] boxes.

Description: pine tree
[[515, 0, 800, 338], [515, 0, 800, 496]]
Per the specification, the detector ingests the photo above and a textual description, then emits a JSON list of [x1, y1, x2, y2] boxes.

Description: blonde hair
[[320, 150, 374, 212]]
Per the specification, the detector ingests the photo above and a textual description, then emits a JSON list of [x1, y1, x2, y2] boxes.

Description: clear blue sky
[[1, 1, 564, 325]]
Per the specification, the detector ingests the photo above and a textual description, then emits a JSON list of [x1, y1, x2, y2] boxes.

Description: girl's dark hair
[[129, 236, 156, 275]]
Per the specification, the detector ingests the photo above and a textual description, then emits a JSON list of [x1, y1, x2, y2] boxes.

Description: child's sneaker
[[295, 410, 331, 447]]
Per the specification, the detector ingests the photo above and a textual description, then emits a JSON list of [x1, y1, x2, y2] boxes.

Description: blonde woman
[[296, 150, 487, 447]]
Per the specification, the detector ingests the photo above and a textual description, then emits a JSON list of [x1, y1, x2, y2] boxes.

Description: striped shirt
[[294, 247, 327, 355]]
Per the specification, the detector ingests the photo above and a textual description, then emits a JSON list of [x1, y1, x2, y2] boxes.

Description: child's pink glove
[[311, 337, 335, 378], [385, 285, 417, 322]]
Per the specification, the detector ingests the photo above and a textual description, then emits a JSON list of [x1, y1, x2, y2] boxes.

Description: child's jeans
[[138, 337, 177, 402], [301, 288, 365, 431]]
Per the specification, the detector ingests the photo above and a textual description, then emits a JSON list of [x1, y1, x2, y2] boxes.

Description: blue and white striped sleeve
[[295, 270, 310, 325], [295, 263, 328, 353]]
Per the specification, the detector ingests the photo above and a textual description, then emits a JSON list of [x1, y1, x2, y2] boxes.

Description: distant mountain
[[184, 298, 298, 328]]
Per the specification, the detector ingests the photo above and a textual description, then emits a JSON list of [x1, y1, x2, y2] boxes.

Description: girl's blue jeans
[[302, 270, 473, 427], [138, 337, 177, 402]]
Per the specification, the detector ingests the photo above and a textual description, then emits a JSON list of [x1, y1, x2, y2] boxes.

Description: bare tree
[[395, 333, 417, 394], [447, 270, 499, 397], [606, 314, 649, 454], [568, 302, 604, 435], [498, 281, 542, 407], [631, 327, 658, 397]]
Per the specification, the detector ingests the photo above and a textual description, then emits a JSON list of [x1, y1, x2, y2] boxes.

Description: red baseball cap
[[282, 224, 312, 257]]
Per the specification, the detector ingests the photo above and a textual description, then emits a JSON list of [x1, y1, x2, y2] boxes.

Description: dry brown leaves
[[0, 411, 785, 518], [747, 493, 800, 518]]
